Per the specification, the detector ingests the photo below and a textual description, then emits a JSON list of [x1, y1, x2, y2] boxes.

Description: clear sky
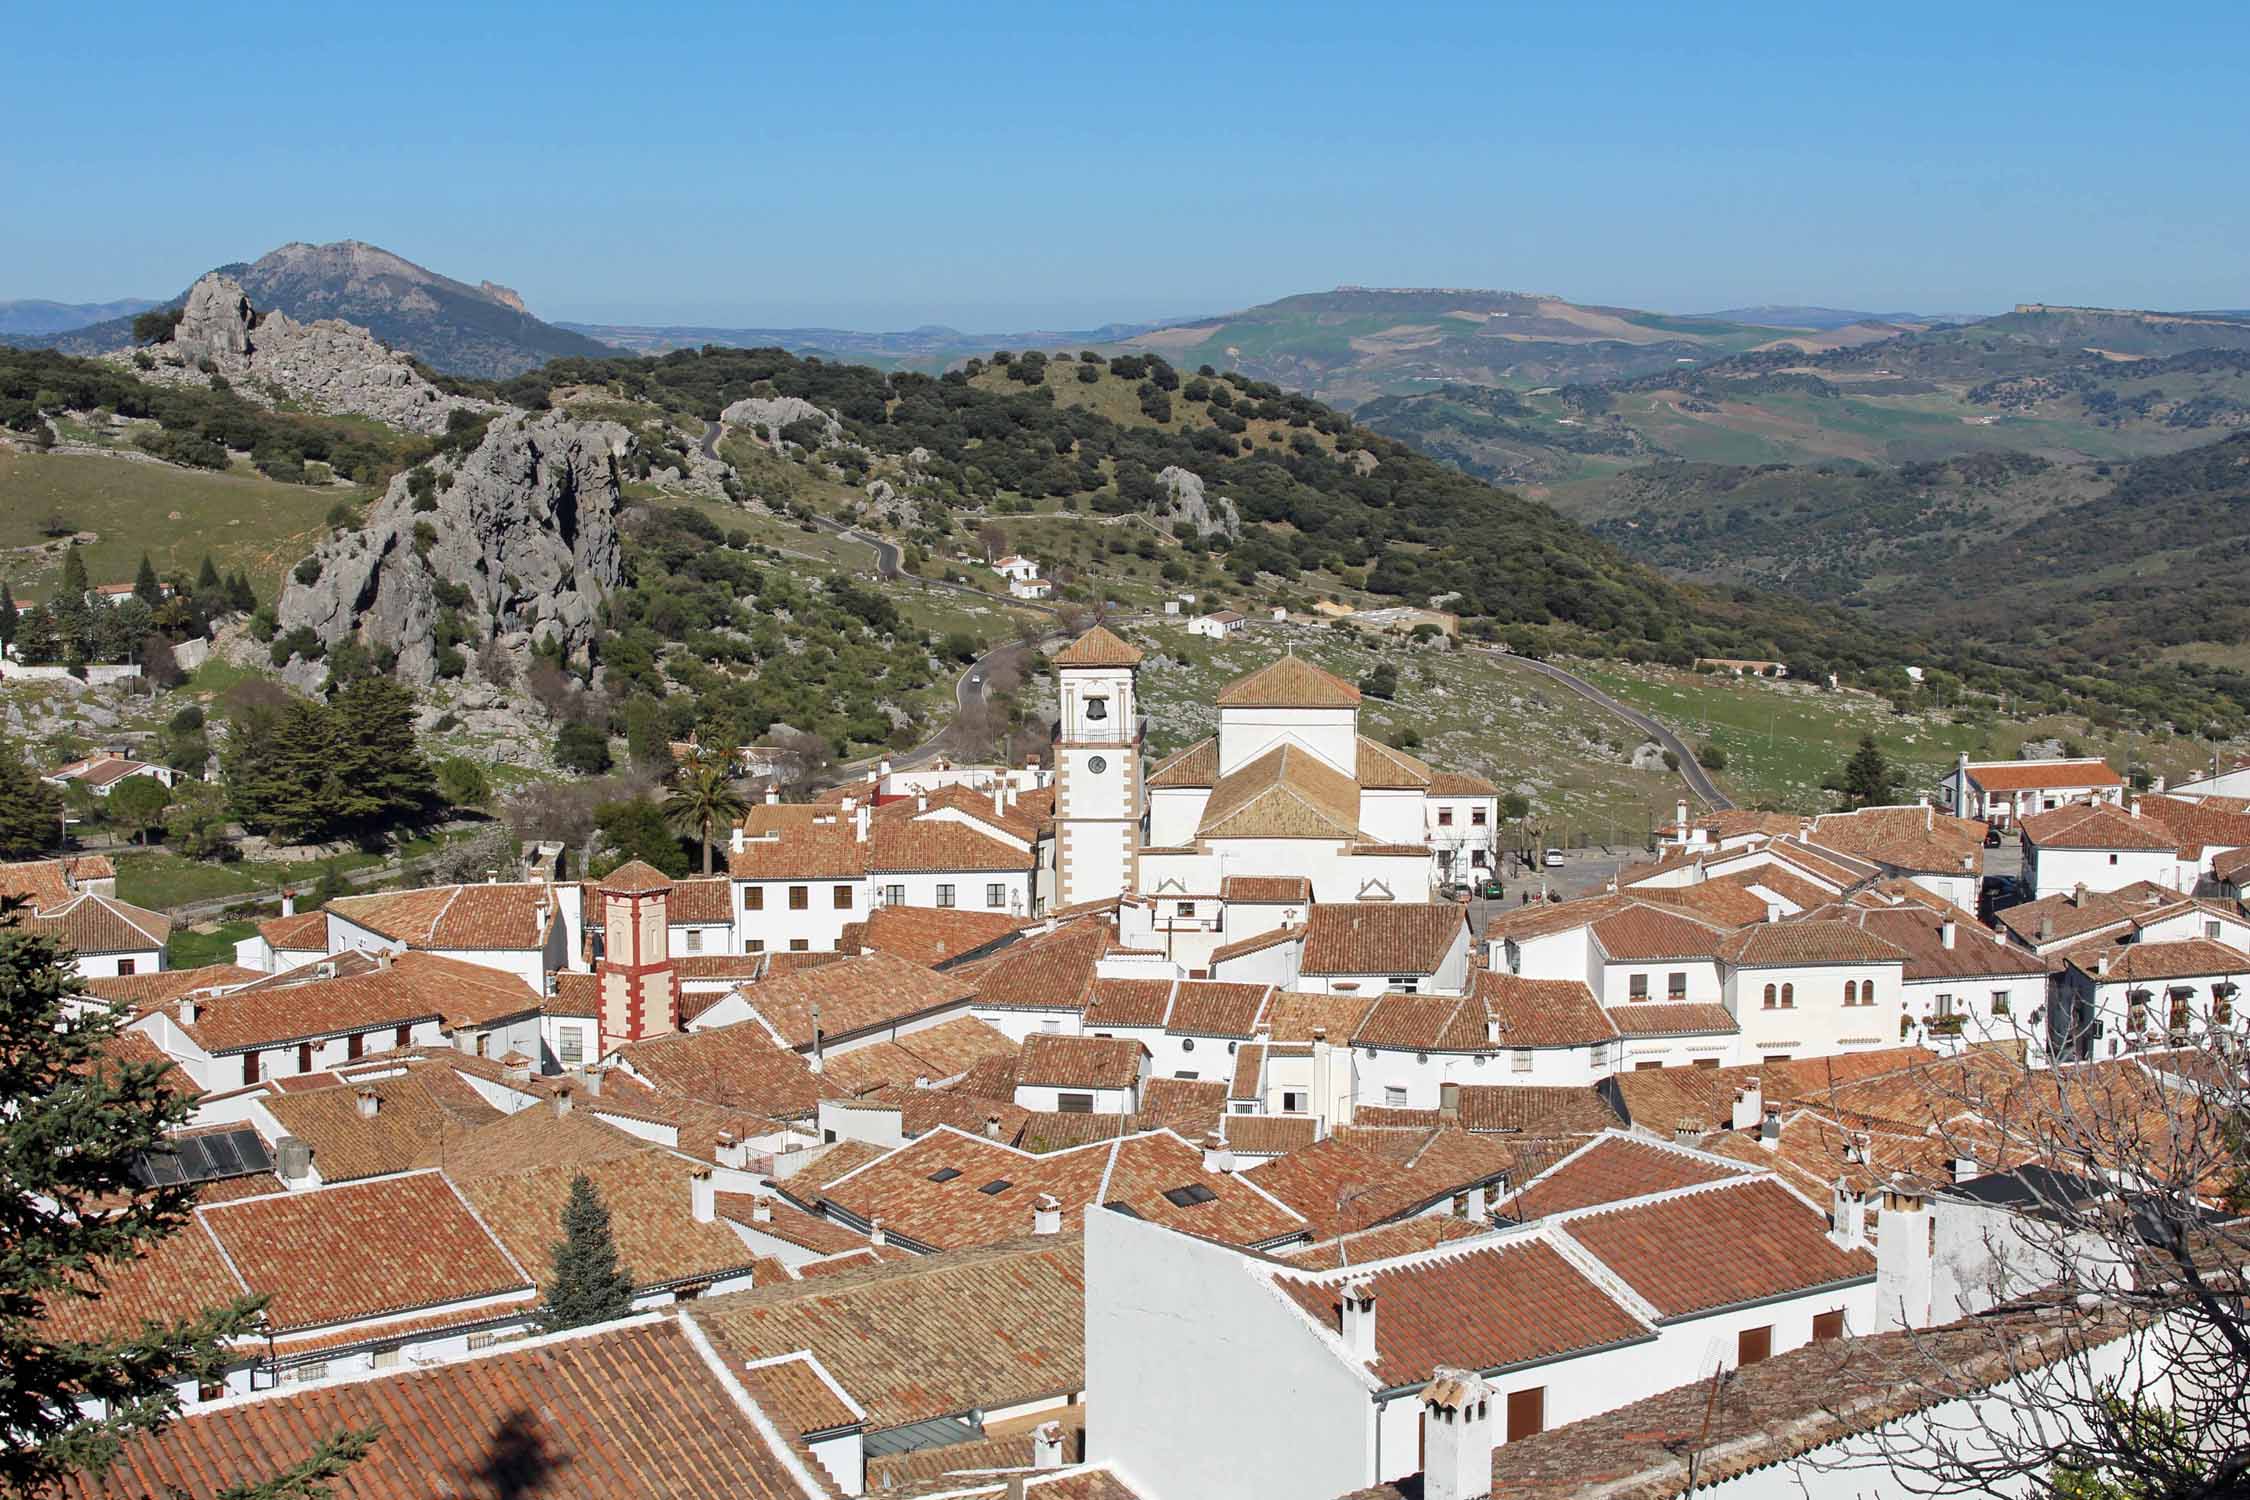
[[5, 1, 2244, 330]]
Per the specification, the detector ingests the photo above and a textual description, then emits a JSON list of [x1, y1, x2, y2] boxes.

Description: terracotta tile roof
[[548, 970, 599, 1017], [326, 882, 558, 951], [869, 818, 1033, 874], [1486, 892, 1630, 942], [1759, 1047, 1939, 1109], [1477, 972, 1615, 1048], [1506, 1134, 1753, 1219], [1167, 979, 1270, 1037], [1219, 1114, 1320, 1155], [2129, 793, 2250, 853], [2062, 936, 2250, 982], [1697, 866, 1833, 917], [1016, 1033, 1146, 1089], [68, 1317, 816, 1500], [673, 954, 775, 985], [1816, 903, 2048, 982], [718, 1194, 869, 1257], [37, 1218, 243, 1347], [741, 801, 825, 835], [1274, 1235, 1650, 1386], [1589, 903, 1729, 961], [1208, 924, 1303, 966], [197, 1173, 529, 1331], [255, 909, 330, 951], [1807, 805, 1984, 874], [1016, 1110, 1138, 1152], [957, 916, 1109, 1010], [1607, 1002, 1740, 1037], [263, 1067, 503, 1183], [863, 1432, 1040, 1492], [694, 1234, 1086, 1429], [1262, 990, 1377, 1043], [730, 952, 979, 1047], [1228, 1041, 1267, 1099], [2019, 801, 2176, 851], [600, 858, 677, 894], [727, 823, 870, 879], [1301, 903, 1464, 976], [1355, 735, 1434, 789], [81, 962, 257, 1012], [782, 1139, 890, 1196], [613, 1022, 833, 1120], [820, 1128, 1303, 1251], [1135, 1077, 1228, 1139], [1427, 770, 1500, 796], [661, 875, 732, 923], [1245, 1129, 1516, 1238], [1997, 881, 2166, 947], [1083, 977, 1175, 1027], [1053, 624, 1142, 667], [1217, 653, 1360, 708], [1554, 1176, 1876, 1318], [1966, 758, 2124, 792], [856, 904, 1023, 966], [1607, 1062, 1764, 1134], [1146, 736, 1218, 789], [1277, 1214, 1495, 1270], [738, 1349, 863, 1435], [1717, 918, 1907, 967], [1222, 875, 1311, 903], [1197, 744, 1364, 841], [1456, 1084, 1621, 1135], [815, 1016, 1017, 1095], [14, 892, 172, 954], [181, 953, 540, 1053], [452, 1145, 759, 1294], [0, 856, 79, 908]]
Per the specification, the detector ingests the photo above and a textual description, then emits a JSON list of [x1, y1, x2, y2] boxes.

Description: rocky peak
[[1157, 465, 1242, 538], [274, 413, 633, 691], [479, 281, 529, 314]]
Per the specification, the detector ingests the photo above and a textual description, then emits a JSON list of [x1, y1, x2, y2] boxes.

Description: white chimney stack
[[355, 1088, 379, 1119], [1675, 800, 1688, 841], [870, 1216, 886, 1247], [281, 890, 296, 918], [1340, 1279, 1378, 1361], [1031, 1420, 1066, 1470], [1758, 1110, 1781, 1151], [1033, 1193, 1062, 1236], [984, 1113, 1002, 1140], [1202, 1132, 1235, 1175], [1766, 901, 1783, 925], [730, 827, 746, 855], [854, 803, 870, 842], [752, 1195, 773, 1224], [1941, 919, 1958, 950], [177, 995, 197, 1027], [1829, 1179, 1869, 1251], [583, 1068, 603, 1097], [765, 785, 778, 805], [1729, 1082, 1763, 1132], [1420, 1367, 1497, 1500], [691, 1168, 715, 1223], [994, 784, 1006, 819], [551, 1082, 574, 1116], [1875, 1185, 1933, 1332]]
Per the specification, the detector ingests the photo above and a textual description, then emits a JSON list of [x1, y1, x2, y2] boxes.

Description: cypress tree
[[535, 1173, 635, 1332], [58, 544, 88, 601], [132, 553, 163, 610], [195, 555, 222, 594], [0, 581, 16, 648], [1839, 735, 1896, 811]]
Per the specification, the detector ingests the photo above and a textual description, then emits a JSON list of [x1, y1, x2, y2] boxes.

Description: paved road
[[1476, 648, 1734, 812]]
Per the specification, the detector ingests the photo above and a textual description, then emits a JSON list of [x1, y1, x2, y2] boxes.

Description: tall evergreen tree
[[0, 580, 17, 649], [58, 544, 88, 601], [11, 604, 59, 665], [0, 737, 61, 859], [328, 677, 436, 832], [535, 1174, 635, 1332], [1838, 734, 1897, 811], [132, 553, 163, 610], [195, 555, 222, 594], [225, 570, 257, 615]]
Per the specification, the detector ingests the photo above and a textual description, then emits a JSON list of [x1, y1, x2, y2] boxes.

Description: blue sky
[[5, 1, 2244, 329]]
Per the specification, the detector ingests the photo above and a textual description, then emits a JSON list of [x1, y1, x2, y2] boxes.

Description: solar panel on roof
[[201, 1133, 245, 1175], [127, 1128, 272, 1191]]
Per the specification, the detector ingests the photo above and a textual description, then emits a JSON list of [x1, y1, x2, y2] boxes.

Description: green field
[[0, 449, 354, 603]]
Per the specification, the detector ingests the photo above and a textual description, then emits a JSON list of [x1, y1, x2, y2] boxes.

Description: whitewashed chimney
[[1729, 1081, 1763, 1131], [583, 1067, 603, 1097], [764, 785, 778, 805], [984, 1113, 1002, 1140], [854, 803, 870, 842], [1340, 1279, 1378, 1360], [752, 1195, 773, 1224], [1941, 919, 1958, 950], [551, 1082, 574, 1117], [355, 1088, 379, 1119], [691, 1167, 715, 1223], [1875, 1184, 1933, 1331], [870, 1216, 886, 1247], [1202, 1133, 1235, 1174], [1420, 1367, 1496, 1500], [177, 995, 197, 1027], [1830, 1178, 1869, 1251], [281, 890, 296, 918], [730, 826, 746, 855], [1031, 1420, 1066, 1470], [1758, 1110, 1781, 1150], [1765, 901, 1783, 924], [1033, 1193, 1062, 1236]]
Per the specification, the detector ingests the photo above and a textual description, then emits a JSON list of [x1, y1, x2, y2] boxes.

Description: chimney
[[1420, 1367, 1497, 1500], [281, 889, 296, 918], [869, 1217, 886, 1247], [1875, 1185, 1932, 1331], [854, 803, 870, 842], [1951, 1155, 1980, 1185], [2038, 914, 2055, 943], [1729, 1081, 1763, 1132], [1941, 919, 1958, 950], [1202, 1132, 1235, 1175], [276, 1136, 311, 1183], [1674, 1118, 1699, 1146], [1005, 1479, 1026, 1500], [764, 785, 778, 805], [1830, 1179, 1869, 1251], [878, 758, 892, 783], [2073, 883, 2088, 908], [810, 1002, 825, 1073], [1766, 901, 1783, 925], [1924, 802, 1933, 831], [1758, 1110, 1781, 1151], [730, 826, 746, 855], [752, 1194, 773, 1224], [1033, 1193, 1062, 1236], [583, 1067, 603, 1097], [177, 995, 197, 1027], [994, 783, 1006, 819], [355, 1087, 380, 1119], [1675, 799, 1689, 841], [1031, 1420, 1066, 1470], [1340, 1279, 1378, 1360], [984, 1113, 1002, 1140], [691, 1167, 715, 1223], [716, 1131, 749, 1170], [2095, 953, 2111, 977], [550, 1082, 574, 1117]]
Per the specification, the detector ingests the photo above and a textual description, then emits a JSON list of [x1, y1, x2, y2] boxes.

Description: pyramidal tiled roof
[[1217, 654, 1361, 708], [1053, 624, 1142, 667]]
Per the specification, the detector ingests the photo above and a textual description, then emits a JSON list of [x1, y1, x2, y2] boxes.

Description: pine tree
[[58, 544, 88, 601], [132, 553, 163, 610], [11, 604, 59, 665], [536, 1174, 635, 1332], [1839, 735, 1896, 811], [225, 569, 257, 615], [195, 555, 221, 594], [0, 581, 17, 649], [328, 677, 436, 833], [0, 737, 61, 859]]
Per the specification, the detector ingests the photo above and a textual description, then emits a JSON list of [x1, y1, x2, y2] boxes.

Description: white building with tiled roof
[[1938, 751, 2125, 828]]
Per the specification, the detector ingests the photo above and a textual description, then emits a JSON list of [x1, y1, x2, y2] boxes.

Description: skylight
[[977, 1179, 1014, 1195], [1161, 1183, 1218, 1208], [927, 1167, 963, 1183]]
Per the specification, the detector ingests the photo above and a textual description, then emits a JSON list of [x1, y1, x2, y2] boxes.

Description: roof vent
[[276, 1136, 311, 1182], [1758, 1110, 1781, 1150]]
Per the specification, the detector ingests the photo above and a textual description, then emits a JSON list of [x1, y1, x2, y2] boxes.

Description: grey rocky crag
[[116, 273, 498, 435], [1156, 465, 1242, 538], [274, 412, 632, 692], [719, 394, 843, 448]]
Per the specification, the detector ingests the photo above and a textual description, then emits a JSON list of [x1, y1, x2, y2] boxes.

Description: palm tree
[[662, 745, 749, 875]]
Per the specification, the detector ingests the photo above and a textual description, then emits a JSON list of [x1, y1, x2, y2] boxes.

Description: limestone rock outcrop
[[119, 273, 498, 435], [1156, 465, 1242, 538], [719, 395, 842, 448], [275, 412, 632, 690]]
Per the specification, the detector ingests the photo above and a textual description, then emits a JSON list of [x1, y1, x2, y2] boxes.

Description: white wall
[[1598, 959, 1722, 1008], [1216, 705, 1358, 779], [737, 877, 863, 954], [1724, 962, 1904, 1061], [69, 946, 165, 980], [2026, 843, 2178, 901], [1147, 786, 1211, 848]]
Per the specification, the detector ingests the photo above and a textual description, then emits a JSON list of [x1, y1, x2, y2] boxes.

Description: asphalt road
[[1476, 647, 1734, 811]]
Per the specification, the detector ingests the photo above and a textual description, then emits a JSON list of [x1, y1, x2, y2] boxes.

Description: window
[[1668, 971, 1688, 1000], [290, 1362, 330, 1385], [834, 885, 853, 910], [927, 1167, 964, 1182], [1935, 993, 1955, 1018], [371, 1346, 401, 1370], [1471, 807, 1488, 827], [1042, 1018, 1062, 1034], [1692, 1057, 1721, 1069], [347, 1031, 364, 1060], [789, 938, 809, 952], [1762, 983, 1778, 1010], [1391, 977, 1420, 994], [1505, 1387, 1545, 1442], [558, 1028, 584, 1067], [684, 929, 704, 953], [1842, 980, 1857, 1006], [2208, 920, 2224, 941], [1174, 1070, 1200, 1080], [1813, 1310, 1846, 1342], [241, 1053, 258, 1087], [297, 1041, 313, 1073], [977, 1179, 1014, 1195], [744, 887, 763, 911], [746, 938, 765, 953], [1088, 755, 1108, 774], [1162, 1183, 1218, 1207], [1384, 1086, 1408, 1108], [1176, 901, 1195, 918], [1511, 1049, 1534, 1073], [1629, 973, 1649, 1000], [788, 885, 809, 911], [1057, 1092, 1094, 1113], [395, 1024, 411, 1048], [884, 884, 905, 906], [117, 958, 136, 976], [2170, 989, 2193, 1033], [1737, 1325, 1772, 1366], [1438, 808, 1454, 827], [1181, 1037, 1196, 1052], [1281, 1089, 1307, 1113], [937, 884, 956, 908], [1992, 990, 2011, 1017], [1780, 983, 1794, 1009], [989, 883, 1006, 909], [2216, 987, 2235, 1026], [196, 1377, 225, 1402]]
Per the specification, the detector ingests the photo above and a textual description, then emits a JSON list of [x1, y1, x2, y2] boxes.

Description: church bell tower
[[1050, 625, 1142, 910]]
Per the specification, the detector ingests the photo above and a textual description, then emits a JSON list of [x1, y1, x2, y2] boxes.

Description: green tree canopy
[[535, 1173, 635, 1332], [132, 553, 163, 610], [1837, 734, 1896, 810], [0, 737, 61, 859], [106, 775, 172, 845], [58, 544, 89, 600], [661, 750, 748, 876]]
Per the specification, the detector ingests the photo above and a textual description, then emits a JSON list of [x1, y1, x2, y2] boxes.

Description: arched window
[[1781, 983, 1795, 1009], [1843, 980, 1858, 1006], [1763, 983, 1777, 1009]]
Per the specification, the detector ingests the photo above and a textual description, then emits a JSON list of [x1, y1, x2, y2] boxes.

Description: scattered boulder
[[275, 412, 632, 690], [1629, 741, 1671, 772], [1350, 448, 1380, 475], [1156, 465, 1241, 538], [2018, 738, 2067, 760], [720, 395, 842, 448]]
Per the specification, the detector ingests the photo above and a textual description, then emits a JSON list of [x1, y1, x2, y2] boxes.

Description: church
[[1047, 626, 1499, 971]]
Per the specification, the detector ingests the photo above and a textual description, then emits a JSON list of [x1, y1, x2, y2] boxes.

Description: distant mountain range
[[0, 296, 164, 337], [556, 317, 1180, 370], [1697, 305, 1974, 330], [10, 242, 609, 377]]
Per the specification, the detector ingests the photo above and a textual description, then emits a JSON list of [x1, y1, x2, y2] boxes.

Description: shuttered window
[[1505, 1387, 1545, 1441], [1813, 1310, 1845, 1342], [1737, 1325, 1773, 1365]]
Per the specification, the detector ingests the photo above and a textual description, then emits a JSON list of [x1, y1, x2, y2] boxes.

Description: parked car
[[1542, 848, 1565, 868], [1477, 876, 1504, 899], [1439, 883, 1472, 904]]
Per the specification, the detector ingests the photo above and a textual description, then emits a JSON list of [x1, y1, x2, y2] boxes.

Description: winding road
[[1477, 647, 1733, 810]]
